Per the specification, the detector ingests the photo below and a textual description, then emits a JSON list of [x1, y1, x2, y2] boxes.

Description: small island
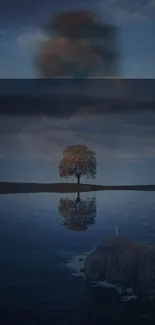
[[1, 182, 155, 195]]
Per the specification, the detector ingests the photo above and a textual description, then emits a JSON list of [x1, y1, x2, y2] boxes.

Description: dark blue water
[[1, 191, 155, 323]]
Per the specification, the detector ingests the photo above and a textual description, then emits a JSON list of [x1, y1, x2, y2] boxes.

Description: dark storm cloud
[[0, 80, 155, 164], [0, 79, 155, 116]]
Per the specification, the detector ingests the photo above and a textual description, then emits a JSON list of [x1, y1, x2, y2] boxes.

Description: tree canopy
[[59, 145, 97, 184]]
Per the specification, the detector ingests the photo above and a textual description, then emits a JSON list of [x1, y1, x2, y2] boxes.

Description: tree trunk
[[77, 176, 80, 184]]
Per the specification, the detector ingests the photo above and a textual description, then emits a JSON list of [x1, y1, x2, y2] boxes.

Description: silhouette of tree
[[36, 10, 119, 78], [59, 145, 97, 184], [59, 193, 97, 231]]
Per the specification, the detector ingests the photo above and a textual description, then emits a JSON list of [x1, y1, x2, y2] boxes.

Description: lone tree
[[59, 145, 97, 184]]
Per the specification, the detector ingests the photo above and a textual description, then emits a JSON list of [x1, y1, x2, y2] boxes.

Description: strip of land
[[0, 182, 155, 194]]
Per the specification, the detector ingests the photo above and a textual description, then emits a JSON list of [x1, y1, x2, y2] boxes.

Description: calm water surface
[[1, 191, 155, 323]]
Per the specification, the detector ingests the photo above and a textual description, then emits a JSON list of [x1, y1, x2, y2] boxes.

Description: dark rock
[[84, 235, 155, 296]]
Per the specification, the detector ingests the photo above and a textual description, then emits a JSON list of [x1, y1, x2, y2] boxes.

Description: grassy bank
[[0, 182, 155, 194]]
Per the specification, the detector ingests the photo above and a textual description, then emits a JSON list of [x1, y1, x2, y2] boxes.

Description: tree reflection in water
[[59, 192, 97, 231]]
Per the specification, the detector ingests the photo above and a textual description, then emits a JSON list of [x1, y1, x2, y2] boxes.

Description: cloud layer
[[1, 111, 155, 165], [0, 27, 48, 78], [100, 0, 155, 23]]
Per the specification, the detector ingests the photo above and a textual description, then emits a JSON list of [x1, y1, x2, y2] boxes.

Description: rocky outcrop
[[84, 235, 155, 296]]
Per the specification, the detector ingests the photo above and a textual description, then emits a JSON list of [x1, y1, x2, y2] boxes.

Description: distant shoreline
[[0, 182, 155, 194]]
